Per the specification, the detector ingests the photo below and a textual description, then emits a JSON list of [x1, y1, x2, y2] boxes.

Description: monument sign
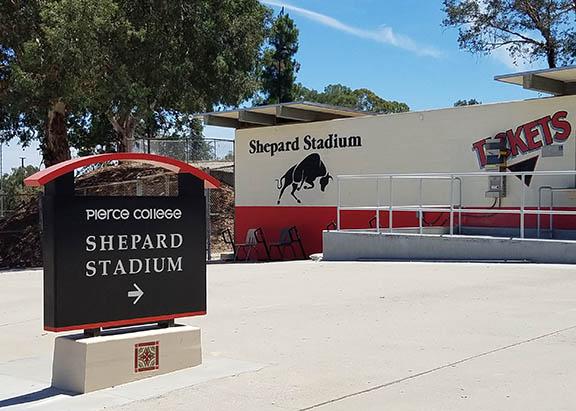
[[25, 153, 220, 332]]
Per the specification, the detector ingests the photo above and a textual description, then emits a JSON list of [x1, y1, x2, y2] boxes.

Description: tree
[[1, 0, 270, 165], [442, 0, 576, 68], [1, 0, 126, 166], [100, 0, 270, 152], [260, 9, 300, 104], [67, 112, 119, 156], [454, 99, 482, 106], [0, 165, 40, 216], [295, 84, 410, 113]]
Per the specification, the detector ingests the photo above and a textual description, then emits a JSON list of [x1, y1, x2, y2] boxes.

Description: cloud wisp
[[261, 0, 442, 58]]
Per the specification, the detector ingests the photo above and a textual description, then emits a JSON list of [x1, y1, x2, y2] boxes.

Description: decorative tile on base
[[52, 325, 201, 393], [134, 340, 160, 372]]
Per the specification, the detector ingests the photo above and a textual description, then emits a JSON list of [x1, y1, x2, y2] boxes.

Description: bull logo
[[276, 153, 333, 204]]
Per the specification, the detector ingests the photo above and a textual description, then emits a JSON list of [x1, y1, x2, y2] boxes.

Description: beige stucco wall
[[235, 95, 576, 208]]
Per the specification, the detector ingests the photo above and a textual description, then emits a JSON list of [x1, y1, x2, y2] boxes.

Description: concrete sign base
[[52, 325, 201, 393]]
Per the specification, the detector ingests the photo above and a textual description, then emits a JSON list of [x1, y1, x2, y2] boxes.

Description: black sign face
[[41, 175, 206, 331]]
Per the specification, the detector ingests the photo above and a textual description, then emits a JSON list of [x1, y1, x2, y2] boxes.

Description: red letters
[[552, 111, 571, 141], [472, 139, 488, 168], [523, 120, 542, 151], [535, 116, 553, 145], [472, 110, 572, 168], [506, 126, 529, 157]]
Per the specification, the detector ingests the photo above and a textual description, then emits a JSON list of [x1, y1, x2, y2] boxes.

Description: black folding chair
[[269, 226, 306, 260], [221, 228, 235, 255], [369, 216, 378, 229], [231, 228, 270, 261]]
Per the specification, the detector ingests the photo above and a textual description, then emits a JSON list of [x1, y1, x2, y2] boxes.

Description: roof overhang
[[199, 102, 371, 129], [495, 66, 576, 95]]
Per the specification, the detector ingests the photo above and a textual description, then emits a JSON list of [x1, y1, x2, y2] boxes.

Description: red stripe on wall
[[235, 206, 336, 259], [235, 206, 441, 258], [235, 206, 576, 260], [459, 207, 576, 229]]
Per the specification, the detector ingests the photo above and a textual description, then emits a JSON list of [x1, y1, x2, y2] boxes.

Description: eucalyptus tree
[[295, 84, 410, 114], [1, 0, 270, 165]]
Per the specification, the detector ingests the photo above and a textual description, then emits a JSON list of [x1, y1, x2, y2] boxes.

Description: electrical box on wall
[[486, 175, 506, 198], [484, 137, 507, 198], [542, 144, 564, 158]]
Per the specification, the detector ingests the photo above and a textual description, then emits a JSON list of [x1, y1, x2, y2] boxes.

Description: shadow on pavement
[[0, 386, 76, 408]]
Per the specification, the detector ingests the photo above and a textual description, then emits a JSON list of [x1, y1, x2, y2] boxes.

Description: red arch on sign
[[24, 153, 221, 189]]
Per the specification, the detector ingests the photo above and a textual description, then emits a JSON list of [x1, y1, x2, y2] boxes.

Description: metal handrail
[[337, 170, 576, 239], [537, 186, 576, 238], [337, 175, 463, 235], [338, 170, 576, 178]]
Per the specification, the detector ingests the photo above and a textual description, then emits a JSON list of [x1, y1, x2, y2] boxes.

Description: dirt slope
[[0, 164, 234, 268]]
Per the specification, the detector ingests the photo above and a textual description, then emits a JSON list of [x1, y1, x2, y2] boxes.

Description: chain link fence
[[75, 173, 179, 197], [129, 138, 234, 163], [0, 193, 40, 220], [0, 163, 234, 268], [0, 192, 42, 268], [74, 171, 233, 259], [0, 192, 41, 252], [126, 137, 236, 258]]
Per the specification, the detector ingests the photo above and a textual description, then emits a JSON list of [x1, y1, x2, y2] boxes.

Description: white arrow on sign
[[128, 283, 144, 305]]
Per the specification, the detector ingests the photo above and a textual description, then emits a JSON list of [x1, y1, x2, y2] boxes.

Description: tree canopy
[[295, 84, 409, 114], [1, 0, 124, 165], [260, 9, 300, 104], [443, 0, 576, 68], [0, 165, 40, 216], [256, 11, 408, 114], [1, 0, 270, 165]]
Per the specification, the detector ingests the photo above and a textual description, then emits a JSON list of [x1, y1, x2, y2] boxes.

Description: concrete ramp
[[323, 231, 576, 264]]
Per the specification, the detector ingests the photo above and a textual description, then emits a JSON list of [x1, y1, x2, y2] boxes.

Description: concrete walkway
[[2, 261, 576, 410]]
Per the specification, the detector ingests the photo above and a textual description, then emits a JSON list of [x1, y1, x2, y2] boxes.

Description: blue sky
[[263, 0, 543, 108], [3, 0, 547, 172]]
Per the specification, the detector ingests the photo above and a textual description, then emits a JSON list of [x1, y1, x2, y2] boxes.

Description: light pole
[[19, 157, 26, 189]]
